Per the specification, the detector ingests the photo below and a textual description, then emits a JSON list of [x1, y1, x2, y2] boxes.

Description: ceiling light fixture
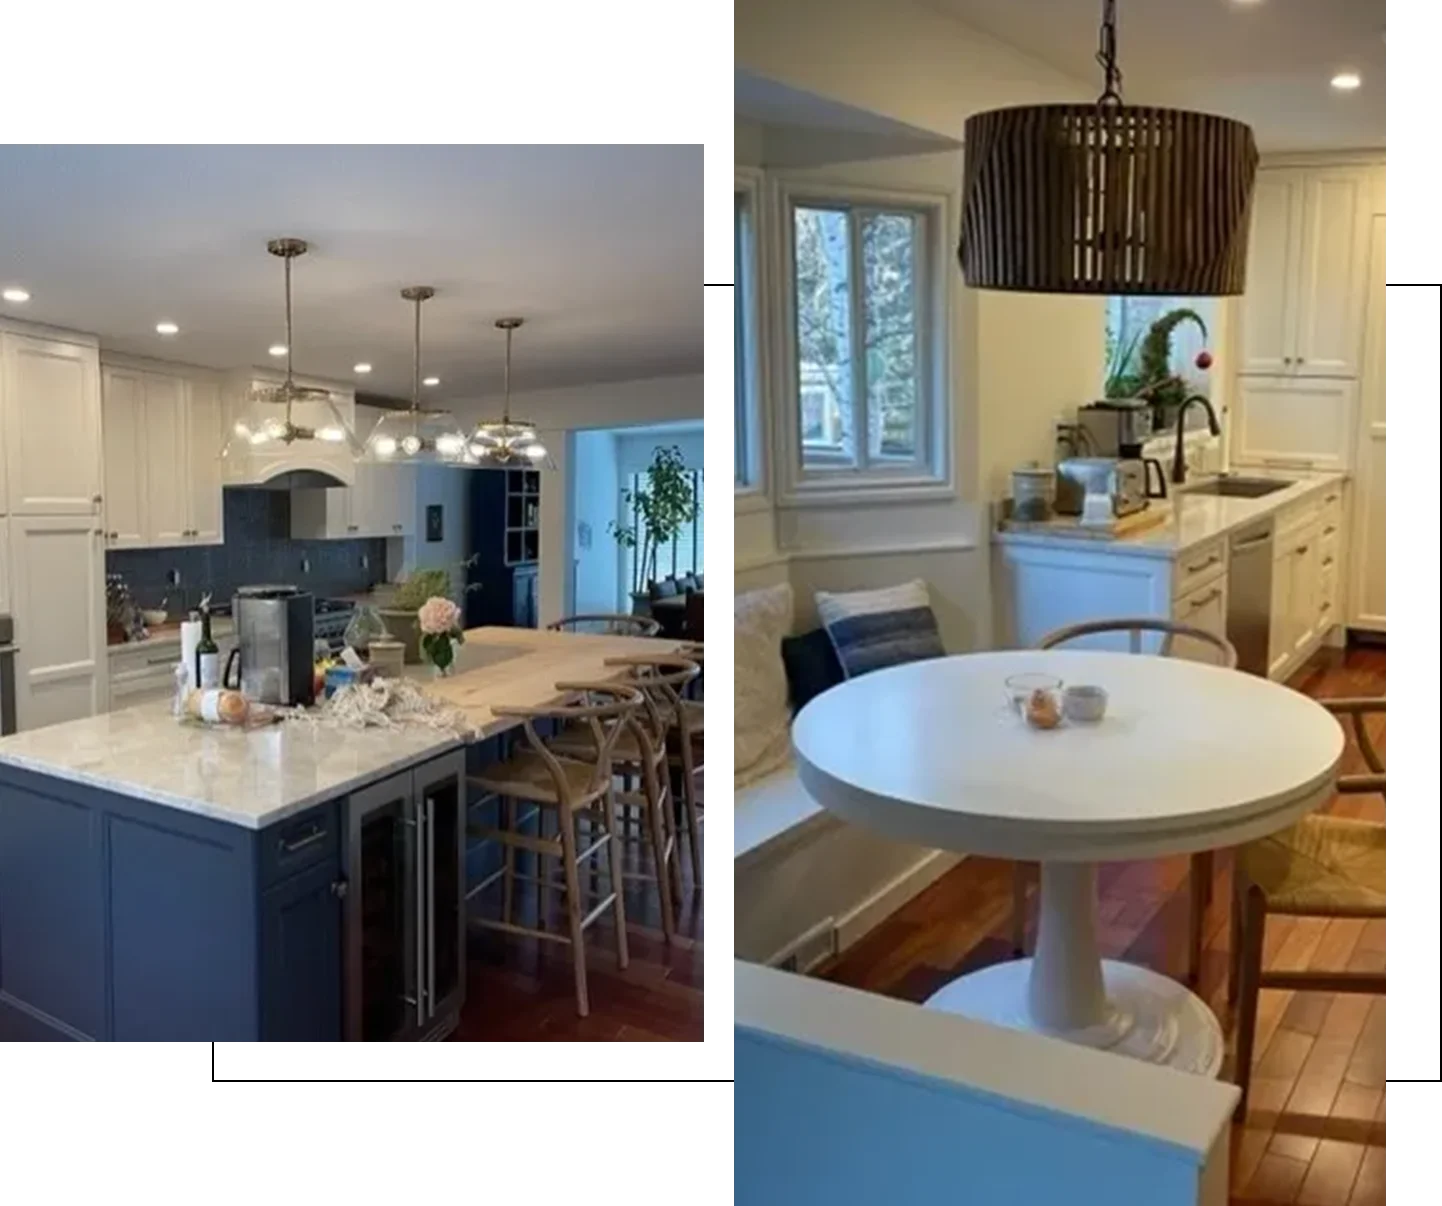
[[156, 321, 180, 335], [959, 0, 1258, 295], [2, 287, 30, 303], [361, 287, 471, 466], [1330, 72, 1361, 91], [223, 238, 362, 457], [269, 344, 288, 357], [353, 362, 372, 374], [467, 318, 553, 469]]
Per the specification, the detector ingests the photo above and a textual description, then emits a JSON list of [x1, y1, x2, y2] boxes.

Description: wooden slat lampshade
[[959, 104, 1259, 295]]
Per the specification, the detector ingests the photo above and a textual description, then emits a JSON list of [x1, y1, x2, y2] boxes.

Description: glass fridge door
[[345, 772, 420, 1041], [417, 751, 467, 1031]]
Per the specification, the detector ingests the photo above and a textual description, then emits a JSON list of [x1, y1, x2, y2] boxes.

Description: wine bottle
[[196, 603, 220, 689]]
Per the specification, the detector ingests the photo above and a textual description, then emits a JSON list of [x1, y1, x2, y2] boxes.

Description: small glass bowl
[[1004, 672, 1063, 717]]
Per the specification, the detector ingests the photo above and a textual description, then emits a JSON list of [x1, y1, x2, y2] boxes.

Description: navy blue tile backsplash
[[107, 488, 387, 611]]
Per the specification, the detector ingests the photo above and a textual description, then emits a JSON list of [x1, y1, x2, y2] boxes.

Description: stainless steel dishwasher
[[1226, 520, 1274, 676]]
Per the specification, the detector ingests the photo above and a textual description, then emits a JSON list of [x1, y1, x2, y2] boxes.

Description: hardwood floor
[[816, 644, 1385, 1205], [451, 811, 705, 1041]]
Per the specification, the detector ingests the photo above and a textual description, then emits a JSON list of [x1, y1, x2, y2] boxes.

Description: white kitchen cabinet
[[1237, 167, 1368, 380], [1171, 575, 1229, 664], [1, 332, 103, 516], [101, 367, 148, 548], [1229, 376, 1356, 472], [7, 513, 107, 730], [100, 362, 226, 549], [0, 520, 9, 615]]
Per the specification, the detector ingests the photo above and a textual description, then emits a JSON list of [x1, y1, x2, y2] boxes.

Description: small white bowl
[[142, 609, 168, 627], [1063, 684, 1108, 723]]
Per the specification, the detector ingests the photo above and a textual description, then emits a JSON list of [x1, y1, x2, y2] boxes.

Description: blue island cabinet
[[0, 749, 464, 1041]]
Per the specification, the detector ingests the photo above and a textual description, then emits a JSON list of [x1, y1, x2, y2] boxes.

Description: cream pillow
[[734, 582, 794, 788]]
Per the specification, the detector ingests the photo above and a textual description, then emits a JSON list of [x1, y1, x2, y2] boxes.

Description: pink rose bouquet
[[417, 596, 464, 674]]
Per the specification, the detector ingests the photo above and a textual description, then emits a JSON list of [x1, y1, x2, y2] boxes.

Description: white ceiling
[[925, 0, 1385, 151], [0, 145, 702, 400]]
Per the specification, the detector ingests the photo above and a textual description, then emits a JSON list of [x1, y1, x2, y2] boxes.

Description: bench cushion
[[736, 583, 794, 788]]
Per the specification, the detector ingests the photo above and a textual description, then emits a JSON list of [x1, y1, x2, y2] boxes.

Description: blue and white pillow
[[815, 579, 945, 679]]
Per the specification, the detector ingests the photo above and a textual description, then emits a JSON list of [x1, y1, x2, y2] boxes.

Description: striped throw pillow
[[815, 579, 945, 679]]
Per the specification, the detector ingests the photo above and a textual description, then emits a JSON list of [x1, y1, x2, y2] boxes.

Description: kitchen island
[[993, 470, 1349, 679], [0, 627, 677, 1041]]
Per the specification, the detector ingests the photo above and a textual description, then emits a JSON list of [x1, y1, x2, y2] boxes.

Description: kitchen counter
[[108, 616, 234, 652], [0, 626, 678, 829], [993, 469, 1348, 560]]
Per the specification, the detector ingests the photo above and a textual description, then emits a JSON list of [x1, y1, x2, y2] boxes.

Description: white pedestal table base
[[923, 860, 1223, 1077]]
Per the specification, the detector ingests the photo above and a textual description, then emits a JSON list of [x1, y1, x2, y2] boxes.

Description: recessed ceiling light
[[423, 376, 440, 387], [269, 344, 288, 357], [2, 287, 30, 303], [354, 362, 372, 374], [1331, 72, 1361, 91], [156, 321, 180, 335]]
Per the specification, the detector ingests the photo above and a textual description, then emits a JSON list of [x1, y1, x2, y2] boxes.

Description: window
[[618, 469, 703, 596], [735, 191, 751, 486], [1104, 296, 1217, 397], [791, 201, 928, 473]]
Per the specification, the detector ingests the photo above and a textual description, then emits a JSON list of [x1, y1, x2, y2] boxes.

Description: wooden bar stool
[[1015, 617, 1239, 984], [466, 682, 642, 1017], [547, 614, 661, 637], [666, 647, 704, 886], [549, 655, 700, 942]]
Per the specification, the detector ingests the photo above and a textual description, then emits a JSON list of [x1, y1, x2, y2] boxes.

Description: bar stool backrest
[[601, 655, 700, 758], [492, 682, 644, 806], [547, 614, 662, 637]]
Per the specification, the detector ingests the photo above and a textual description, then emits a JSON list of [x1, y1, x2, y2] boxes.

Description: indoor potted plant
[[608, 444, 699, 615], [380, 567, 453, 664]]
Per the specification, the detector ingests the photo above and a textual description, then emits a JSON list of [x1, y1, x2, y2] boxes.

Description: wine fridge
[[344, 750, 466, 1041]]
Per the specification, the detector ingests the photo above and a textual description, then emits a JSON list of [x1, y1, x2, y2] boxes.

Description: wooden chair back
[[1038, 616, 1238, 668], [601, 654, 701, 757], [492, 682, 643, 806], [1321, 697, 1385, 796], [547, 613, 661, 637]]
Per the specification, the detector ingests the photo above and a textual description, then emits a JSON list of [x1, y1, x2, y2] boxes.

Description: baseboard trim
[[835, 850, 964, 952]]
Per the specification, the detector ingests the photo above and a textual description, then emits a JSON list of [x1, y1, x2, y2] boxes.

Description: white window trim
[[734, 168, 770, 514], [770, 177, 954, 508]]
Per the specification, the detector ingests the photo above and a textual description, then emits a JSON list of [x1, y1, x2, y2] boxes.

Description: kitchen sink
[[1184, 477, 1293, 499]]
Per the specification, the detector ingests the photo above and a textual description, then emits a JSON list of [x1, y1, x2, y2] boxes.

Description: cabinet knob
[[330, 879, 348, 899], [92, 494, 103, 503]]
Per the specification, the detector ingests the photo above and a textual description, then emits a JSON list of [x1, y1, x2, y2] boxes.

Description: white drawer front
[[1173, 539, 1226, 600]]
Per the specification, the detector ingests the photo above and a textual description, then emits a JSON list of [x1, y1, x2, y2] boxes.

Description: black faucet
[[1170, 394, 1222, 485]]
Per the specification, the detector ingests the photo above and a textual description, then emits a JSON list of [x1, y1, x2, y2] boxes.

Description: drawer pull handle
[[1186, 588, 1223, 614], [1322, 556, 1335, 567], [1186, 553, 1220, 574], [1325, 493, 1339, 503], [278, 825, 327, 854], [1324, 525, 1337, 535], [1295, 544, 1309, 555], [146, 655, 176, 666]]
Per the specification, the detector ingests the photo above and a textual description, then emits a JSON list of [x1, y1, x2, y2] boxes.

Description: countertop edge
[[992, 470, 1348, 558]]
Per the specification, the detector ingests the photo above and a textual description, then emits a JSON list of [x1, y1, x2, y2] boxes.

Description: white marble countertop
[[0, 627, 681, 830], [993, 468, 1348, 559]]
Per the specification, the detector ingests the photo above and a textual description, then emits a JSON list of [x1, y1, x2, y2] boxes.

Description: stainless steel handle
[[1185, 553, 1221, 574], [330, 879, 348, 899], [1233, 533, 1271, 550], [414, 803, 427, 1026], [146, 655, 175, 666], [1185, 588, 1223, 614], [425, 795, 436, 1013], [278, 824, 327, 854], [1263, 456, 1316, 468]]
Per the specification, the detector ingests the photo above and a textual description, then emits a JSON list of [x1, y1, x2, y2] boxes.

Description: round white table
[[792, 650, 1343, 1075]]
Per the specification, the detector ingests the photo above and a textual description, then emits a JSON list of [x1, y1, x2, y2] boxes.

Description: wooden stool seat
[[1240, 814, 1386, 915], [471, 751, 606, 809]]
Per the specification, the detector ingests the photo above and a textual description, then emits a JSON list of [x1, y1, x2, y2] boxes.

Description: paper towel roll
[[179, 619, 202, 691]]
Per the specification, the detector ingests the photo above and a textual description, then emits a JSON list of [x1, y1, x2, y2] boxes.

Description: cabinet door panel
[[1231, 376, 1356, 471], [1293, 172, 1365, 377], [187, 377, 225, 544], [1349, 214, 1385, 632], [9, 514, 107, 729], [101, 368, 148, 548], [261, 860, 343, 1040], [1238, 172, 1301, 376], [142, 373, 189, 545], [1171, 577, 1229, 665], [2, 334, 103, 515]]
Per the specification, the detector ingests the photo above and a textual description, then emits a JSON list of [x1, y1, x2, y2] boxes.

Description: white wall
[[392, 464, 473, 595], [450, 373, 702, 626], [569, 429, 620, 613]]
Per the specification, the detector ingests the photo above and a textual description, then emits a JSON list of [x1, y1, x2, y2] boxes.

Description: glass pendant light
[[223, 238, 362, 456], [466, 317, 554, 469], [361, 286, 470, 464]]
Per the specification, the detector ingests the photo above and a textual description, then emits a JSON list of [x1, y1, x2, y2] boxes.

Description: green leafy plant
[[609, 445, 699, 596], [393, 568, 452, 612], [1103, 325, 1146, 399], [1136, 307, 1209, 411]]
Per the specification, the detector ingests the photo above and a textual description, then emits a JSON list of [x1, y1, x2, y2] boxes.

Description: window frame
[[772, 178, 953, 506], [734, 170, 768, 510]]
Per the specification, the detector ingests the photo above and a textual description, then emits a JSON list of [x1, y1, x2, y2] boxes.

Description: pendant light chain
[[1095, 0, 1123, 106], [502, 323, 513, 424], [412, 290, 422, 438], [282, 251, 296, 426]]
